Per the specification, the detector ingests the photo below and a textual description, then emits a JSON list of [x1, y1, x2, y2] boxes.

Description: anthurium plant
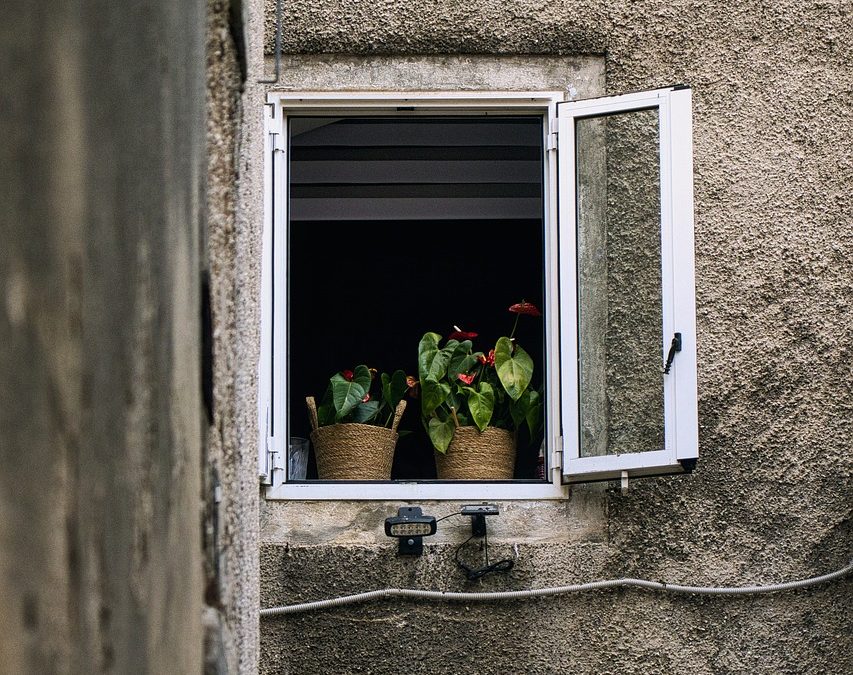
[[418, 301, 544, 453], [315, 365, 411, 428]]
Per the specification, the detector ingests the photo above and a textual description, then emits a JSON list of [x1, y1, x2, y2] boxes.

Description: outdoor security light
[[384, 506, 437, 556]]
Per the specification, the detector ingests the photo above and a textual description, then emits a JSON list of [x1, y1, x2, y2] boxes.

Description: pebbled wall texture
[[205, 0, 266, 671], [254, 1, 852, 674]]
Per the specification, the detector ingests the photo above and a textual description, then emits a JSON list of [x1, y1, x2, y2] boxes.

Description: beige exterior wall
[[245, 1, 852, 673], [2, 1, 207, 672], [205, 0, 266, 671]]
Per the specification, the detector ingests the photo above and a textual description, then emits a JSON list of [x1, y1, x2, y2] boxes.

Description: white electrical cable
[[260, 558, 853, 617]]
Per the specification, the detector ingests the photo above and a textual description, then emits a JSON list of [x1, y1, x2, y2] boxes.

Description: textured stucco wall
[[205, 0, 266, 672], [252, 1, 852, 673], [1, 1, 206, 672]]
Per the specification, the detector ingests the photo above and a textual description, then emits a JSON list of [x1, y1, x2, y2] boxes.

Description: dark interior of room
[[286, 116, 546, 479]]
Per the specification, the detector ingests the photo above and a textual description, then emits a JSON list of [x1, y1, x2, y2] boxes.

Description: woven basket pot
[[306, 397, 406, 480], [435, 426, 516, 480]]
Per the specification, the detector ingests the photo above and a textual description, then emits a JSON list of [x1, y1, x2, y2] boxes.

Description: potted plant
[[417, 301, 544, 479], [306, 365, 410, 479]]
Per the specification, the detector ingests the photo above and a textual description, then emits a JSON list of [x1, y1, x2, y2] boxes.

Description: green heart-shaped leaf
[[386, 370, 409, 408], [381, 372, 391, 405], [418, 333, 441, 380], [419, 333, 458, 381], [510, 388, 531, 429], [352, 365, 372, 392], [351, 399, 380, 423], [421, 379, 450, 417], [428, 416, 456, 453], [467, 382, 495, 431], [526, 389, 543, 437], [331, 378, 366, 420], [446, 340, 473, 379], [317, 404, 335, 427], [494, 336, 534, 401]]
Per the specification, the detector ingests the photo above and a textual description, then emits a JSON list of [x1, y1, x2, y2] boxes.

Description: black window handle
[[663, 332, 682, 375]]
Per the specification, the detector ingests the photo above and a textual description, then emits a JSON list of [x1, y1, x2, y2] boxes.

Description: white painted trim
[[268, 90, 565, 109], [556, 104, 580, 472], [258, 106, 276, 484], [260, 90, 569, 499], [265, 481, 567, 501], [557, 87, 698, 482], [270, 102, 288, 488]]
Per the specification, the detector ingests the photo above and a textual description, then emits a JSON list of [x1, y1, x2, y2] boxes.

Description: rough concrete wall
[[602, 110, 664, 455], [205, 0, 265, 672], [1, 1, 205, 673], [256, 1, 852, 673]]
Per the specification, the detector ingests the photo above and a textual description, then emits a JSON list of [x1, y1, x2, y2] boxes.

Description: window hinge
[[258, 436, 278, 485], [268, 439, 285, 480], [547, 131, 558, 151], [260, 406, 277, 486], [550, 437, 564, 475], [547, 118, 559, 151]]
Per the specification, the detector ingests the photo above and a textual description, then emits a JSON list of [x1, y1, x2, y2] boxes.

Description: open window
[[259, 87, 697, 499], [558, 86, 698, 482]]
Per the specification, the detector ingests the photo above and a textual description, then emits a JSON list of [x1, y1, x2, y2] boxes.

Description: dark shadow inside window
[[287, 116, 546, 480]]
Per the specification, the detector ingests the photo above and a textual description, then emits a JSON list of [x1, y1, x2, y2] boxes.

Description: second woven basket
[[435, 426, 516, 480]]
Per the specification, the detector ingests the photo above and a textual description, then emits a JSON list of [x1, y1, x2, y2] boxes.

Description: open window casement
[[557, 86, 699, 483]]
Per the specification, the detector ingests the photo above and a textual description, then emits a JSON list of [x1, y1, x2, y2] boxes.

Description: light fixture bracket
[[461, 504, 500, 537]]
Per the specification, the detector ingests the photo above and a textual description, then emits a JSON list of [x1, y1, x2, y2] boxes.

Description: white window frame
[[557, 86, 698, 482], [259, 91, 568, 500], [258, 87, 698, 499]]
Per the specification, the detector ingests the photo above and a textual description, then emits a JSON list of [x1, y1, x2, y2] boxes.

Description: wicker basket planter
[[306, 397, 406, 480], [435, 426, 516, 480]]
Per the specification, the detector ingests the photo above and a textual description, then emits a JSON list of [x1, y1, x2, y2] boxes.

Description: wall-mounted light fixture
[[384, 506, 437, 555]]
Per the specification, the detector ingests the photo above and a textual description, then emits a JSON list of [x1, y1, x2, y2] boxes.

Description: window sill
[[264, 479, 569, 501]]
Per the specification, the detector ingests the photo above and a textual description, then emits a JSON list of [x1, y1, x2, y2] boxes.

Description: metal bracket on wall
[[258, 0, 282, 84], [621, 470, 629, 495]]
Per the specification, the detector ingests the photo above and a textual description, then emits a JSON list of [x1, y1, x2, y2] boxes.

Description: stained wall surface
[[1, 1, 206, 672], [251, 1, 852, 673]]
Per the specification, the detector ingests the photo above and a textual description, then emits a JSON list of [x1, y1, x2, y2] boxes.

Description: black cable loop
[[454, 531, 515, 581]]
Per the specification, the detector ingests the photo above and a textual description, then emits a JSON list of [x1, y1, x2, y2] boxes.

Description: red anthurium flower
[[448, 325, 478, 341], [361, 392, 371, 403], [457, 372, 476, 385], [477, 348, 496, 367], [508, 301, 541, 317], [342, 369, 354, 381]]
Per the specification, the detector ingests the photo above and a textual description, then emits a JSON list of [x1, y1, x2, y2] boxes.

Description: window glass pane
[[575, 109, 664, 457], [287, 116, 546, 480]]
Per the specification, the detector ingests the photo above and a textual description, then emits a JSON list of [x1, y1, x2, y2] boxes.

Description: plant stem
[[450, 406, 461, 428], [509, 313, 520, 339]]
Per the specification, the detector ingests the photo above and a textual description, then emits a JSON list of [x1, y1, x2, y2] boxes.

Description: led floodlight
[[384, 506, 437, 556]]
